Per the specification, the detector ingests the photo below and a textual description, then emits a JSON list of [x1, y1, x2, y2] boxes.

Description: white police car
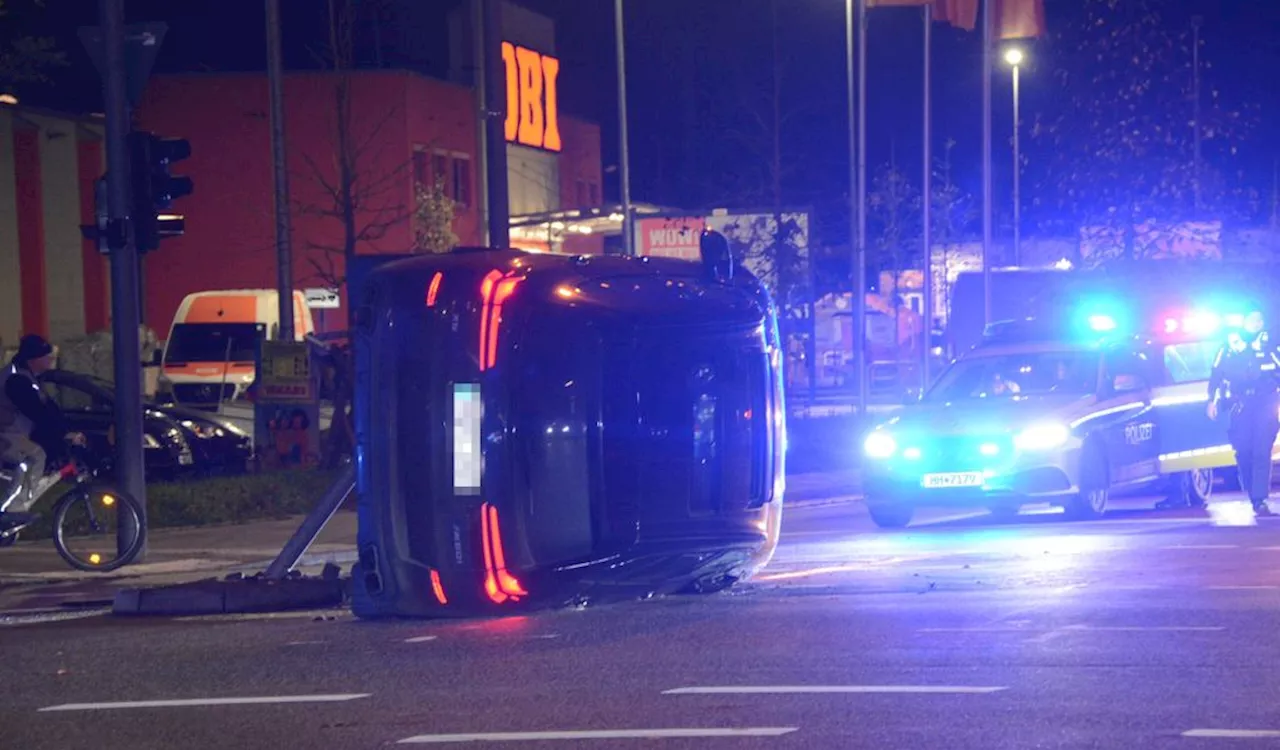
[[861, 309, 1246, 528]]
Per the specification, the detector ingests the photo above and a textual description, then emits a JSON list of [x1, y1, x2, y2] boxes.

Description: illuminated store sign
[[502, 42, 562, 152]]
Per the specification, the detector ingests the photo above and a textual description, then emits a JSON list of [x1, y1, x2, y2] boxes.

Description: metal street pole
[[471, 0, 491, 245], [1012, 61, 1020, 267], [616, 0, 634, 256], [847, 0, 868, 414], [481, 0, 509, 248], [981, 0, 993, 325], [1192, 15, 1202, 216], [99, 0, 147, 560], [266, 0, 294, 341], [921, 3, 933, 393]]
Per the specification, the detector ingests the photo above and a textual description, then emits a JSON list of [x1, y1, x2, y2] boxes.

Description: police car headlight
[[1014, 422, 1070, 451], [864, 431, 897, 459]]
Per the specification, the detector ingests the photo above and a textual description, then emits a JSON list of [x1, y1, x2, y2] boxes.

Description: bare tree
[[714, 0, 820, 391], [0, 0, 66, 93], [930, 138, 977, 323], [868, 157, 921, 354], [1029, 0, 1259, 267], [294, 0, 410, 311], [291, 0, 432, 467]]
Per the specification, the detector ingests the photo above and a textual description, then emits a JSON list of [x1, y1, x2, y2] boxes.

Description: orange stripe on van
[[187, 296, 258, 323]]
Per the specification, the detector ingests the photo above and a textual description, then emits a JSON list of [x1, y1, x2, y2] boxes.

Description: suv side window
[[1103, 350, 1155, 395]]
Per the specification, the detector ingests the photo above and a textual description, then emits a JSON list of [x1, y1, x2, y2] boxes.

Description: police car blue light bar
[[1087, 315, 1116, 332]]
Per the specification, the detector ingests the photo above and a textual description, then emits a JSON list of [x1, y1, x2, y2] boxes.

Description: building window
[[432, 153, 449, 187], [452, 156, 472, 208], [412, 147, 429, 187]]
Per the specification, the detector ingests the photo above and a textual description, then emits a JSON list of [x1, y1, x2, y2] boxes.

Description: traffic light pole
[[481, 0, 509, 248], [266, 0, 295, 341], [99, 0, 148, 560]]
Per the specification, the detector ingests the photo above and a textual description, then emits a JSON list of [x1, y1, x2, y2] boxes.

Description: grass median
[[21, 469, 342, 541]]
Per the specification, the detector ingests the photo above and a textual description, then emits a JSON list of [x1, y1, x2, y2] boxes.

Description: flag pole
[[855, 0, 868, 413], [921, 2, 933, 393], [981, 0, 994, 325]]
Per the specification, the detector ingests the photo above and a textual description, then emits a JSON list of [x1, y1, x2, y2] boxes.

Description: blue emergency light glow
[[1087, 314, 1116, 332]]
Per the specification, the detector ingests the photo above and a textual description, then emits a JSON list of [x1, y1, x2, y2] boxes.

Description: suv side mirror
[[699, 229, 733, 283]]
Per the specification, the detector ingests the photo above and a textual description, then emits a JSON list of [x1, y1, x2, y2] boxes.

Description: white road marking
[[38, 694, 371, 712], [404, 636, 438, 643], [1060, 625, 1224, 632], [1159, 544, 1237, 550], [917, 627, 1030, 633], [285, 641, 325, 646], [1077, 518, 1209, 526], [1183, 729, 1280, 738], [397, 727, 799, 743], [663, 685, 1007, 695], [1208, 585, 1280, 591], [921, 625, 1224, 634]]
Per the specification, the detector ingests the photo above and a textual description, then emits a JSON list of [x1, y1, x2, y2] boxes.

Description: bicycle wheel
[[51, 483, 145, 572]]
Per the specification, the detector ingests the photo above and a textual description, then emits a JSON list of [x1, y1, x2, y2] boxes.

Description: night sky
[[9, 0, 1280, 248]]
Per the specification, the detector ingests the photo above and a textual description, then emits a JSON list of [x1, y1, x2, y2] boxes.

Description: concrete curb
[[112, 577, 346, 616]]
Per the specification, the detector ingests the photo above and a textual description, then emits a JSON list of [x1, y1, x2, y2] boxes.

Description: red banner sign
[[637, 217, 705, 261]]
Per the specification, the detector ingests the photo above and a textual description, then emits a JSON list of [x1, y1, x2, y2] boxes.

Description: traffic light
[[128, 130, 192, 252]]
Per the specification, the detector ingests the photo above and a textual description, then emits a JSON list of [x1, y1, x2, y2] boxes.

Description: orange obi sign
[[502, 42, 561, 152]]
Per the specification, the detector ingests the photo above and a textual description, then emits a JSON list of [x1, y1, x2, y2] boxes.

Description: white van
[[159, 289, 315, 408]]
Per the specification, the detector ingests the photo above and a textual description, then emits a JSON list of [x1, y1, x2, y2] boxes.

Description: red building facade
[[135, 68, 602, 334], [0, 105, 110, 348]]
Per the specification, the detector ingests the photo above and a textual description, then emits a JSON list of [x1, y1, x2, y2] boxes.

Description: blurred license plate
[[922, 472, 983, 488]]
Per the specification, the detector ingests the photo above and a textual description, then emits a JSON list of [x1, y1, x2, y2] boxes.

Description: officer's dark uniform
[[1208, 329, 1280, 512]]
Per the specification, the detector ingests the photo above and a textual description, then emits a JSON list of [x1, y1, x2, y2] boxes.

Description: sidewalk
[[0, 513, 357, 612], [0, 470, 859, 613]]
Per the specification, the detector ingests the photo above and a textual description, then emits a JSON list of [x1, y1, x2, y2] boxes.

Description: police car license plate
[[921, 472, 984, 489]]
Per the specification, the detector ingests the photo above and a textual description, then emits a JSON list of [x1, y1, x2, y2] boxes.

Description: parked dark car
[[38, 370, 251, 479]]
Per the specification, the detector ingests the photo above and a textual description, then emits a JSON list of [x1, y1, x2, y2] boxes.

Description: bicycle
[[0, 446, 145, 572]]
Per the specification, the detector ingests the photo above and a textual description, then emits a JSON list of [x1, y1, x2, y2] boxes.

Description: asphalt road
[[6, 494, 1280, 749]]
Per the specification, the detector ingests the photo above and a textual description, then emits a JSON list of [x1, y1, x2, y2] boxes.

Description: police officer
[[1207, 311, 1280, 515]]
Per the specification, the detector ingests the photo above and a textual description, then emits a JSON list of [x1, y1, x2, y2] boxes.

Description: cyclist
[[0, 335, 84, 528]]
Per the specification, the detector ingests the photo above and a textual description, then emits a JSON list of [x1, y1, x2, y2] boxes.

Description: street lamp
[[1003, 46, 1024, 266]]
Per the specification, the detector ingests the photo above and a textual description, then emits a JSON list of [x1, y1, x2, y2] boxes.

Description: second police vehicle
[[862, 301, 1280, 528]]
